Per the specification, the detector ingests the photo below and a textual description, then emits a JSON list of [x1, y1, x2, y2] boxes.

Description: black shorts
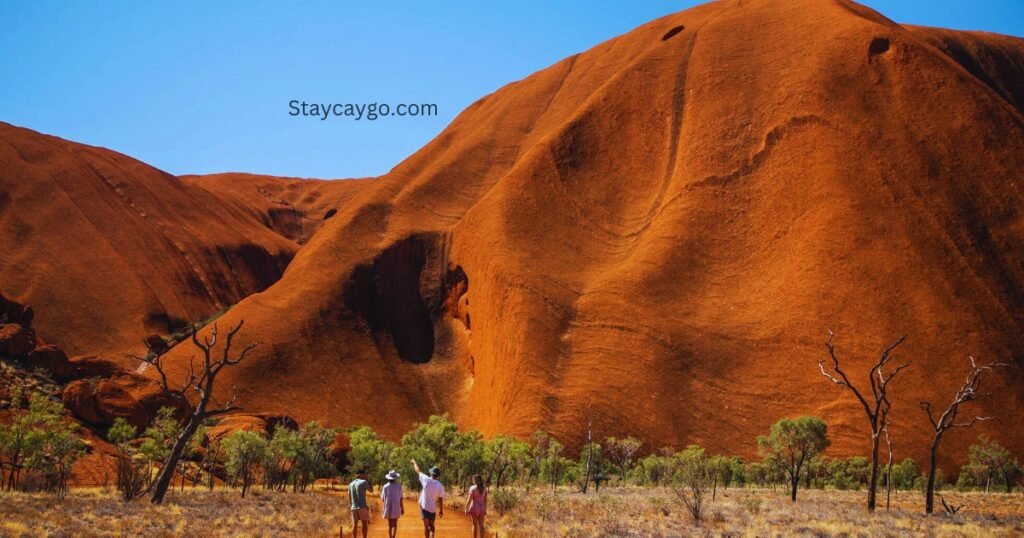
[[421, 509, 437, 521]]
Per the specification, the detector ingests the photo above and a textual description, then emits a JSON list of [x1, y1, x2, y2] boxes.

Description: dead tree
[[919, 356, 1007, 514], [579, 417, 595, 494], [819, 331, 908, 511], [938, 494, 962, 515], [883, 425, 893, 511], [132, 320, 257, 504]]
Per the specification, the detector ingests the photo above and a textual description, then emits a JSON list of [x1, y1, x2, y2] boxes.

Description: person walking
[[411, 458, 445, 538], [380, 470, 404, 538], [348, 469, 372, 538], [464, 474, 488, 538]]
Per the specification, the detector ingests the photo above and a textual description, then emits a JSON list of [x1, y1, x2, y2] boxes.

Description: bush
[[108, 418, 147, 501], [491, 487, 521, 516]]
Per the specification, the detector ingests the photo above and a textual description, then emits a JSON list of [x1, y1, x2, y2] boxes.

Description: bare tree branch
[[920, 356, 1007, 513], [819, 331, 908, 511]]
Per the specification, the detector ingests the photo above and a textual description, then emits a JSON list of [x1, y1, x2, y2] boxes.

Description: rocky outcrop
[[205, 413, 298, 444], [62, 370, 189, 431], [0, 323, 34, 357], [26, 344, 73, 382], [0, 292, 33, 327]]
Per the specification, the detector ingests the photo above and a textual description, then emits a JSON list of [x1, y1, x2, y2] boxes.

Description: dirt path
[[329, 495, 475, 537]]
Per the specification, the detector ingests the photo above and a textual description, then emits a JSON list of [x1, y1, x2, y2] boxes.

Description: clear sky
[[1, 1, 1021, 179]]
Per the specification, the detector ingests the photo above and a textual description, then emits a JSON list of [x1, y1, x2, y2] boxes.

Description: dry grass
[[2, 486, 1022, 537], [489, 487, 1024, 537], [0, 487, 350, 537]]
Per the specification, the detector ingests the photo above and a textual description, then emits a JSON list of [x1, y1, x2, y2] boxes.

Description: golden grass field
[[2, 486, 1022, 537], [488, 487, 1024, 538]]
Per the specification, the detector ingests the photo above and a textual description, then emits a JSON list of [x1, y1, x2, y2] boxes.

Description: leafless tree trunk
[[883, 425, 893, 511], [579, 418, 594, 494], [132, 320, 257, 504], [919, 356, 1006, 514], [819, 331, 908, 511]]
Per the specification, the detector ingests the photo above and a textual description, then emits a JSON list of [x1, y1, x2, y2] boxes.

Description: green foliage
[[957, 436, 1020, 493], [887, 458, 918, 491], [527, 431, 573, 489], [398, 414, 486, 490], [821, 456, 870, 490], [107, 418, 147, 501], [223, 430, 267, 497], [0, 390, 84, 496], [347, 425, 398, 484], [261, 422, 336, 492], [758, 416, 829, 500], [139, 407, 180, 469], [490, 487, 521, 515], [483, 435, 531, 488], [636, 454, 674, 486], [672, 445, 713, 521], [604, 436, 643, 481]]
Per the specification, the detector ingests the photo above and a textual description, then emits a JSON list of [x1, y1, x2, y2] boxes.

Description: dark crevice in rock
[[343, 233, 469, 364], [662, 25, 685, 41]]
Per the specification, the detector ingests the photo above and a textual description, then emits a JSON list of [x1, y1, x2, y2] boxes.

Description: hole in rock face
[[869, 37, 890, 56], [465, 313, 471, 331], [345, 235, 435, 364], [343, 233, 469, 364], [323, 208, 338, 220], [662, 25, 685, 41]]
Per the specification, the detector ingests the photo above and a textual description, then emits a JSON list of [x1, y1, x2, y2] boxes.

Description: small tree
[[223, 430, 266, 497], [672, 445, 713, 521], [293, 422, 337, 492], [758, 416, 830, 501], [964, 436, 1019, 493], [0, 386, 28, 491], [578, 418, 598, 494], [20, 393, 85, 498], [139, 407, 180, 484], [538, 438, 568, 489], [347, 426, 397, 487], [133, 320, 258, 504], [108, 419, 147, 501], [919, 357, 1007, 513], [576, 440, 606, 493], [484, 435, 530, 488], [819, 331, 908, 511], [889, 458, 918, 491], [604, 436, 643, 484]]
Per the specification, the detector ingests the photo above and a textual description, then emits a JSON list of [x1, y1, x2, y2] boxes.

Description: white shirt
[[418, 472, 445, 513]]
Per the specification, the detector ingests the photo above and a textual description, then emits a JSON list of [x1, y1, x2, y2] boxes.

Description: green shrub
[[491, 487, 521, 516]]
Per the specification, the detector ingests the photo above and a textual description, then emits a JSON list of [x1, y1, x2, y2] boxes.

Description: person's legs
[[350, 510, 358, 538], [388, 518, 397, 538], [479, 515, 486, 538], [420, 509, 437, 538]]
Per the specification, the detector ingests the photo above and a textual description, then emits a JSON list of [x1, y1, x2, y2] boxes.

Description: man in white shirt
[[411, 458, 445, 538]]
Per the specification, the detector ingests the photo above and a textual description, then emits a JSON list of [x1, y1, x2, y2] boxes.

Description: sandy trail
[[329, 496, 475, 538]]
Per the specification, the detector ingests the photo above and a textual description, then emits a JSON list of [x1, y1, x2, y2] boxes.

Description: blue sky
[[1, 1, 1021, 179]]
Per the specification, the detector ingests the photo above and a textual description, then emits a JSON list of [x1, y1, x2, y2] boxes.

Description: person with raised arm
[[411, 458, 445, 538]]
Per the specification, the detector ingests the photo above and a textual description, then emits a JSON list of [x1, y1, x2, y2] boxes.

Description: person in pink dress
[[464, 474, 488, 538]]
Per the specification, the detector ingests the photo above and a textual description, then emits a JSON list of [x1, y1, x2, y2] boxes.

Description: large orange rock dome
[[4, 0, 1023, 467], [154, 0, 1024, 465], [0, 123, 301, 359]]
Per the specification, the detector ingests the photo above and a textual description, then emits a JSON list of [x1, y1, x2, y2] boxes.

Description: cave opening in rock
[[662, 25, 685, 41], [345, 236, 435, 363]]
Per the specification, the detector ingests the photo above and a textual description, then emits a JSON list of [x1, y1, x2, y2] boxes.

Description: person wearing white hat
[[380, 470, 404, 538]]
